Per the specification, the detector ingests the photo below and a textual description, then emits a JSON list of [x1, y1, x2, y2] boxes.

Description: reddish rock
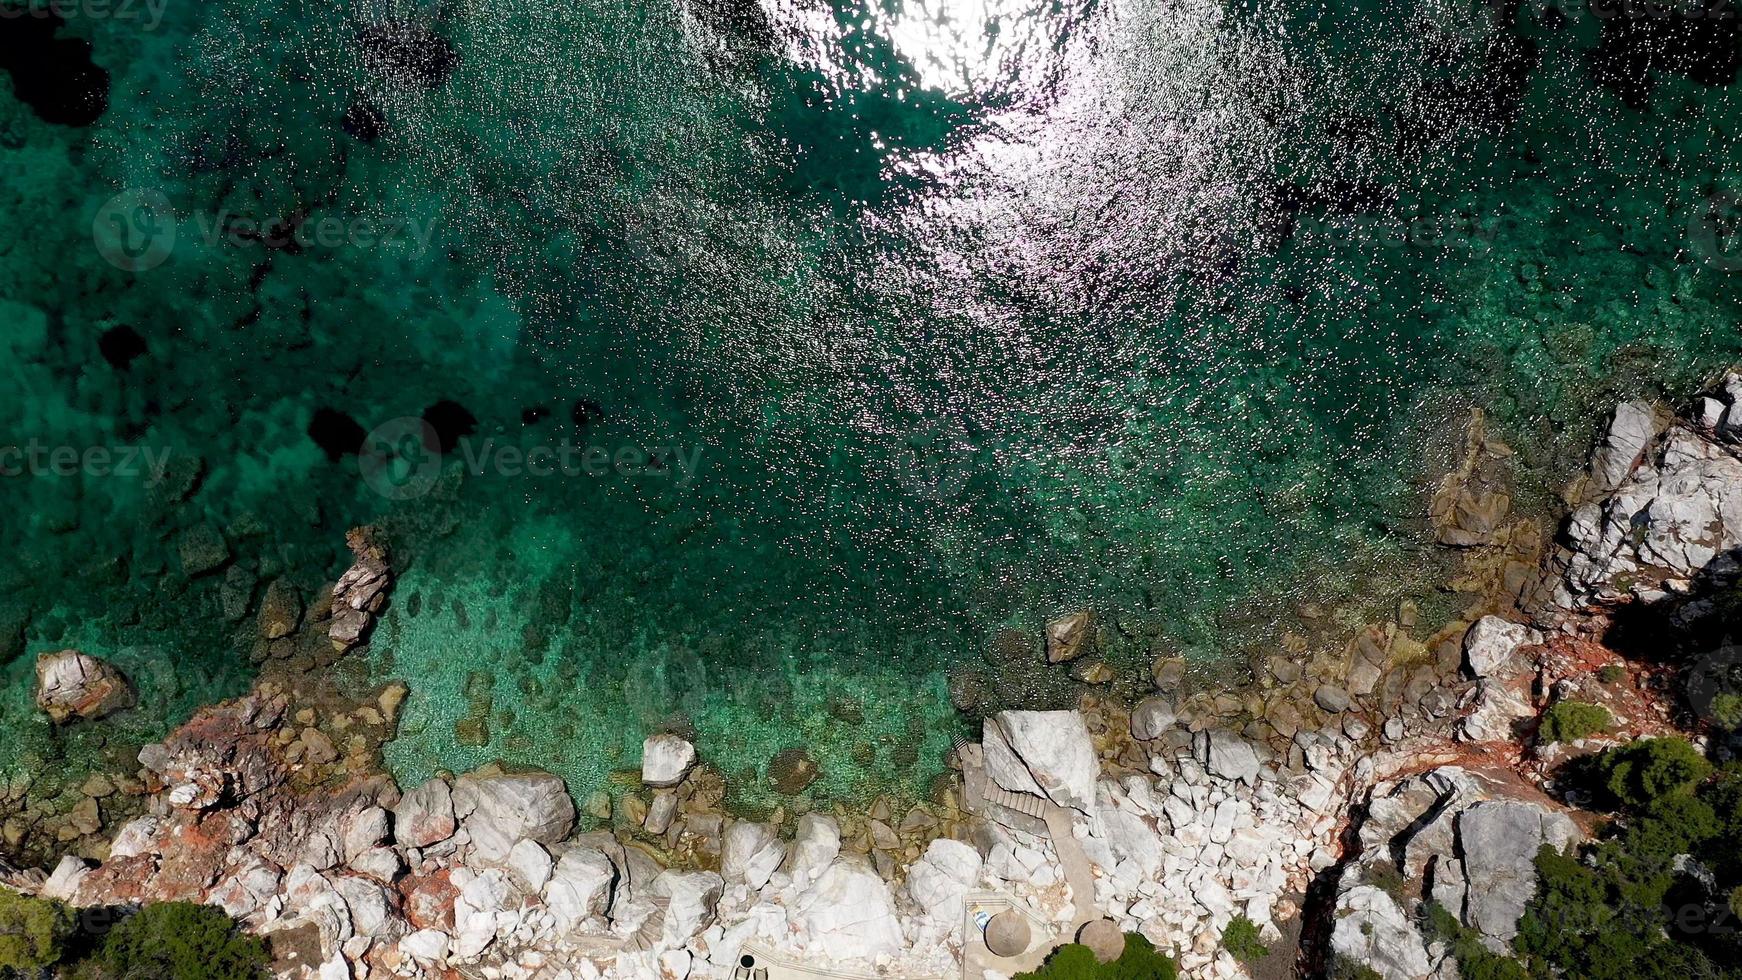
[[403, 869, 460, 931]]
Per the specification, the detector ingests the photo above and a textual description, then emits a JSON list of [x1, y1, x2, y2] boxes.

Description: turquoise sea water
[[3, 0, 1742, 811]]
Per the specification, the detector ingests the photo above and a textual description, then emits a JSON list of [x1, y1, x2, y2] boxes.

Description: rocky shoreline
[[6, 373, 1742, 980]]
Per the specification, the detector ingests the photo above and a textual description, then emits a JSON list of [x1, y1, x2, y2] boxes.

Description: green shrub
[[0, 890, 74, 973], [1597, 737, 1711, 810], [82, 902, 268, 980], [1330, 957, 1383, 980], [1598, 664, 1627, 685], [1220, 915, 1268, 962], [1015, 933, 1177, 979], [1713, 693, 1742, 729], [1539, 700, 1610, 744], [1420, 902, 1529, 980]]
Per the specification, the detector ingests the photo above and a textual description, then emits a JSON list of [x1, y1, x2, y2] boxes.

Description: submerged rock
[[35, 650, 133, 723], [767, 747, 820, 795]]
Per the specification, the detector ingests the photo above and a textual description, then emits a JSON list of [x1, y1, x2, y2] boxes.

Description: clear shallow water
[[3, 0, 1742, 811]]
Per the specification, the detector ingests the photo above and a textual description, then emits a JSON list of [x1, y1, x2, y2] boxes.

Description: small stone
[[300, 728, 338, 765], [1070, 659, 1114, 684], [35, 651, 134, 723], [584, 791, 612, 821], [1315, 684, 1351, 713], [1152, 657, 1187, 692], [641, 734, 698, 788], [377, 682, 408, 722], [1046, 611, 1095, 663], [645, 791, 679, 835], [1130, 697, 1178, 740]]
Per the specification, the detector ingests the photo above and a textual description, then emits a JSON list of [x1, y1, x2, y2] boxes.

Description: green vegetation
[[1014, 933, 1177, 979], [1513, 738, 1742, 979], [1594, 737, 1711, 809], [1537, 700, 1610, 744], [77, 902, 269, 980], [0, 891, 74, 973], [1598, 664, 1628, 685], [1420, 903, 1529, 980], [0, 898, 267, 980], [1220, 915, 1269, 962]]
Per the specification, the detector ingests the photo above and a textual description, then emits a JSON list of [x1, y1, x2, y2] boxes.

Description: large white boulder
[[544, 847, 617, 932], [1461, 616, 1542, 680], [906, 838, 983, 917], [983, 710, 1099, 813], [722, 821, 785, 891], [641, 734, 698, 788], [1331, 884, 1441, 979], [452, 769, 575, 864], [394, 777, 457, 848], [793, 860, 905, 961], [35, 651, 133, 723], [785, 814, 840, 886], [653, 870, 724, 946]]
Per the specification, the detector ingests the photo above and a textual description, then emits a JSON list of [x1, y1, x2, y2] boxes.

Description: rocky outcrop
[[329, 527, 392, 653], [1552, 383, 1742, 610], [1331, 766, 1583, 976], [34, 650, 133, 722], [1454, 616, 1542, 744]]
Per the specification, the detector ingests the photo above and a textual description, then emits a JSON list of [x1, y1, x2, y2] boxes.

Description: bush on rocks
[[1594, 737, 1711, 810], [1220, 915, 1269, 962], [1514, 741, 1742, 979], [0, 890, 74, 973], [1538, 700, 1610, 744], [75, 902, 268, 980], [1014, 933, 1177, 979]]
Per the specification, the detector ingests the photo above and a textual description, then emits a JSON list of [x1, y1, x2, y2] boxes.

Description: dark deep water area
[[3, 0, 1742, 814]]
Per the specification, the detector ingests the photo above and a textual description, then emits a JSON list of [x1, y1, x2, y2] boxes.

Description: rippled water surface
[[4, 0, 1742, 808]]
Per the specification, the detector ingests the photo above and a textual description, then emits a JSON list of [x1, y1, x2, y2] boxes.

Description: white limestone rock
[[983, 710, 1099, 813], [652, 870, 724, 946], [722, 821, 785, 891], [452, 769, 575, 864], [1461, 616, 1542, 680], [792, 859, 905, 962], [393, 777, 457, 849], [544, 847, 617, 932], [641, 734, 698, 788], [785, 813, 840, 886], [906, 838, 983, 916]]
